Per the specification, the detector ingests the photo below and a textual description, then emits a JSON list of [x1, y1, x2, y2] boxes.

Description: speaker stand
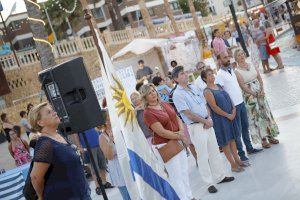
[[82, 131, 108, 200]]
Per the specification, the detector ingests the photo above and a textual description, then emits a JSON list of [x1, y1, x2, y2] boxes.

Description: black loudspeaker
[[38, 57, 105, 134]]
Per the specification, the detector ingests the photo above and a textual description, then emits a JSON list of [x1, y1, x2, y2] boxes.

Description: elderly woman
[[202, 69, 246, 172], [130, 92, 152, 144], [234, 49, 280, 148], [28, 103, 91, 200], [140, 84, 195, 200]]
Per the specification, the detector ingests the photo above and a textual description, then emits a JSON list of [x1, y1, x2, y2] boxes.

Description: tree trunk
[[136, 0, 156, 38], [24, 0, 56, 69], [187, 0, 204, 42], [241, 0, 250, 22], [105, 0, 119, 31], [163, 0, 180, 36], [111, 0, 126, 30]]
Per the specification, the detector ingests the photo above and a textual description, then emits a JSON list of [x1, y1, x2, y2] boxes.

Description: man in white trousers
[[172, 66, 234, 194]]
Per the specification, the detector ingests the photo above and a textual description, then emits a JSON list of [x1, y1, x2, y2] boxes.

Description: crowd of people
[[0, 17, 283, 200]]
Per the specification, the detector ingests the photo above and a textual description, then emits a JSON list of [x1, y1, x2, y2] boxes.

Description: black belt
[[190, 116, 209, 124]]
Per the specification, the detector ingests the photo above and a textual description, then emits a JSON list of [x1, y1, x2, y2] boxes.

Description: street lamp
[[37, 0, 58, 44], [0, 1, 20, 67], [224, 0, 249, 57]]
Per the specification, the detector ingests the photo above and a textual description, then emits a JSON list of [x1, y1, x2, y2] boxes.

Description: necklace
[[148, 101, 159, 107], [238, 62, 250, 71]]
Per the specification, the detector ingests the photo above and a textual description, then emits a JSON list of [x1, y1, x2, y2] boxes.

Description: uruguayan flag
[[0, 172, 25, 200], [95, 30, 179, 200]]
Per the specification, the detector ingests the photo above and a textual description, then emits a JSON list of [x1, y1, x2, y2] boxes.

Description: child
[[202, 41, 217, 70], [152, 76, 172, 102], [8, 126, 31, 167]]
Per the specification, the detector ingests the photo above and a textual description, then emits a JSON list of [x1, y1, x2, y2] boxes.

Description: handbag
[[156, 139, 184, 163], [154, 104, 184, 163], [23, 162, 38, 200]]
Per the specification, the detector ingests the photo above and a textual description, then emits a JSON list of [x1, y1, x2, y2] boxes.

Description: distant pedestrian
[[264, 20, 284, 69], [8, 126, 31, 167], [20, 111, 31, 137], [251, 19, 271, 73], [136, 60, 153, 84]]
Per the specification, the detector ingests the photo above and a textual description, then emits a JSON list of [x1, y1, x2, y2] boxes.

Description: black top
[[34, 136, 91, 200]]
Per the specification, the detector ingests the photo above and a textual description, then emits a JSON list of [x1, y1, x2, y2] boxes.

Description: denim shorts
[[258, 44, 269, 61]]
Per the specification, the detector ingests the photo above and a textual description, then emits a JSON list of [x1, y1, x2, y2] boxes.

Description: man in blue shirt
[[78, 128, 113, 195], [172, 66, 234, 194]]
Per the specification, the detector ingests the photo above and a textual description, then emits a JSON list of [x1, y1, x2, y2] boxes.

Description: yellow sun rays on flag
[[111, 75, 135, 127]]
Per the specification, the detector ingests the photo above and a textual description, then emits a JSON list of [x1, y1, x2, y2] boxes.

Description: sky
[[0, 0, 26, 22]]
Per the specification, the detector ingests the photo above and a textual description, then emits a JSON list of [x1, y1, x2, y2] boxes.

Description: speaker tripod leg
[[82, 132, 109, 200]]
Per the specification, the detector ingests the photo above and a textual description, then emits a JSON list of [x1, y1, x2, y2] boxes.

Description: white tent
[[111, 38, 168, 60]]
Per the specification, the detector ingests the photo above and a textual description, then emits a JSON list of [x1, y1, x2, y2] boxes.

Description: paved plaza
[[1, 30, 300, 200]]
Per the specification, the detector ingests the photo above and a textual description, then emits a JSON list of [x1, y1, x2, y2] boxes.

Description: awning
[[111, 38, 168, 60]]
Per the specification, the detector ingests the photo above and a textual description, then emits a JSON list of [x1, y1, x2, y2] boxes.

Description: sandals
[[231, 166, 245, 173], [262, 139, 271, 148], [95, 187, 102, 195], [104, 182, 114, 189], [269, 137, 279, 144]]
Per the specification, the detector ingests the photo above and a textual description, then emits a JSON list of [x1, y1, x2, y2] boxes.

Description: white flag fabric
[[95, 30, 180, 200]]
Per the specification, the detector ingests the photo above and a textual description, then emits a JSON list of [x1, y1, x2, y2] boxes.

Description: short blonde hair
[[139, 84, 161, 108], [28, 102, 48, 133], [234, 48, 244, 62]]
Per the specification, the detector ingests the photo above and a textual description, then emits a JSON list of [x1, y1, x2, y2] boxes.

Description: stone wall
[[0, 49, 104, 126]]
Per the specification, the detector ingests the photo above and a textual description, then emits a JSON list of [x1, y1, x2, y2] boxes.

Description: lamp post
[[225, 0, 249, 57], [0, 1, 20, 67]]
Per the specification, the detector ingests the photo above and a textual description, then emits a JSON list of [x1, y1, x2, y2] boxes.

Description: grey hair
[[233, 49, 244, 62], [264, 20, 272, 28]]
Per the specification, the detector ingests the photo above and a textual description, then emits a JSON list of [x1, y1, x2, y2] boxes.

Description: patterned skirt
[[243, 79, 279, 144]]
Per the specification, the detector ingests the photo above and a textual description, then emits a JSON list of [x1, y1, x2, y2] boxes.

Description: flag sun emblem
[[111, 75, 135, 126]]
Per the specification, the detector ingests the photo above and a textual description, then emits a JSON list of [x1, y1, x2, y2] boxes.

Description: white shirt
[[228, 36, 237, 47], [215, 67, 244, 106], [195, 76, 207, 95]]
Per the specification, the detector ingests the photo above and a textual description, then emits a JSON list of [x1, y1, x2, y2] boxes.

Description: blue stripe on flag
[[127, 149, 180, 200]]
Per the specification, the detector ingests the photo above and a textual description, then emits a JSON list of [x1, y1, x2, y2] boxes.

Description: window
[[170, 2, 180, 10], [10, 20, 23, 31], [132, 11, 143, 21], [91, 7, 104, 19], [148, 8, 155, 16]]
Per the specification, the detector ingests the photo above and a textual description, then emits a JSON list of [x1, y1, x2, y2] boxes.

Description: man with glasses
[[172, 66, 234, 194], [194, 62, 208, 95]]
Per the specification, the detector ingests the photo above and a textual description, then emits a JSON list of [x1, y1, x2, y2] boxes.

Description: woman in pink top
[[212, 29, 228, 56], [8, 126, 31, 167]]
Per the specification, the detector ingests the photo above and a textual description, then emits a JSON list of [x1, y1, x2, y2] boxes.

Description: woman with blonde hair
[[28, 103, 91, 200], [234, 49, 280, 149], [140, 84, 195, 200]]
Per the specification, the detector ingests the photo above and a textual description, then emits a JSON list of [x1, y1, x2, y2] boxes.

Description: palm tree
[[111, 0, 126, 30], [24, 0, 56, 69], [241, 0, 250, 21], [136, 0, 156, 38], [187, 0, 204, 41], [163, 0, 180, 36], [105, 0, 120, 31]]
